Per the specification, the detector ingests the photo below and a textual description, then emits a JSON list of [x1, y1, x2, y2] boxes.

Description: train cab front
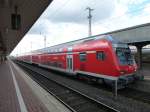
[[114, 44, 138, 86]]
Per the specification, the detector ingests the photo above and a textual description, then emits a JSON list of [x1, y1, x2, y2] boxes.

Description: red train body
[[17, 35, 138, 88]]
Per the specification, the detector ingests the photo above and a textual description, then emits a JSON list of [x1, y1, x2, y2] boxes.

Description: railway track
[[119, 88, 150, 105], [16, 61, 119, 112], [90, 78, 150, 105], [14, 61, 150, 112], [86, 79, 150, 104]]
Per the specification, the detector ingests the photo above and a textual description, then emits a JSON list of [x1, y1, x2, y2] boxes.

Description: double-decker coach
[[18, 35, 138, 93]]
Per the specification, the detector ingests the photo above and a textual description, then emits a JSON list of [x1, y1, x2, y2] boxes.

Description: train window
[[116, 48, 134, 65], [79, 52, 86, 62], [96, 51, 106, 61]]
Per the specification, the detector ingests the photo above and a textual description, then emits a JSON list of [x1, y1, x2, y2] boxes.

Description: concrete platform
[[0, 60, 71, 112]]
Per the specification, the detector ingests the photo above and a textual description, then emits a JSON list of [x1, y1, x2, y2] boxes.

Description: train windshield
[[116, 48, 134, 65]]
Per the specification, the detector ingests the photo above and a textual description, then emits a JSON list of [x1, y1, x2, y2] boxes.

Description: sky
[[11, 0, 150, 56]]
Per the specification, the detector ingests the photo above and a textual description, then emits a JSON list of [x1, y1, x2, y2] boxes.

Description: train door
[[67, 55, 73, 72]]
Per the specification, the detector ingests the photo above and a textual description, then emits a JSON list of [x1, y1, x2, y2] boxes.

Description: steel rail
[[16, 61, 120, 112]]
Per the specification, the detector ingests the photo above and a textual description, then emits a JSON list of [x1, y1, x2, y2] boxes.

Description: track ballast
[[16, 61, 119, 112]]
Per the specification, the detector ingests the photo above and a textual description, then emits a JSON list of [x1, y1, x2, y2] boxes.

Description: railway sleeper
[[55, 90, 71, 97], [59, 93, 79, 100], [63, 94, 81, 101], [67, 98, 88, 107], [72, 102, 100, 112]]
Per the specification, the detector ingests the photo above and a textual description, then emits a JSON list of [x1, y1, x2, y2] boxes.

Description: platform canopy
[[106, 23, 150, 47], [0, 0, 53, 55]]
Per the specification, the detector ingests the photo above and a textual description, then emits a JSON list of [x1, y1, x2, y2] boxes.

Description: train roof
[[36, 35, 117, 51], [26, 34, 122, 55], [48, 34, 117, 47]]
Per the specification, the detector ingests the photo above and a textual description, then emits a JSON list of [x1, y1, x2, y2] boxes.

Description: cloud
[[143, 3, 150, 14], [94, 0, 150, 32], [28, 19, 50, 35], [11, 0, 150, 56], [44, 0, 115, 24], [28, 0, 116, 35]]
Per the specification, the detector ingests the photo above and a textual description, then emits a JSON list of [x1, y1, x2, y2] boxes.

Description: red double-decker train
[[17, 35, 138, 89]]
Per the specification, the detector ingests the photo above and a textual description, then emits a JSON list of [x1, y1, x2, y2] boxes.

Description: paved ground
[[11, 61, 71, 112], [0, 62, 20, 112], [0, 60, 71, 112]]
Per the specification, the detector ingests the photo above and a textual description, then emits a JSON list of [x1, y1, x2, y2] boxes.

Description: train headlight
[[134, 69, 137, 72], [120, 71, 125, 74], [120, 70, 126, 74]]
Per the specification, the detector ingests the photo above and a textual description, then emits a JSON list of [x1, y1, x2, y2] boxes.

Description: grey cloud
[[28, 20, 49, 35], [29, 0, 115, 35], [45, 0, 115, 24]]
